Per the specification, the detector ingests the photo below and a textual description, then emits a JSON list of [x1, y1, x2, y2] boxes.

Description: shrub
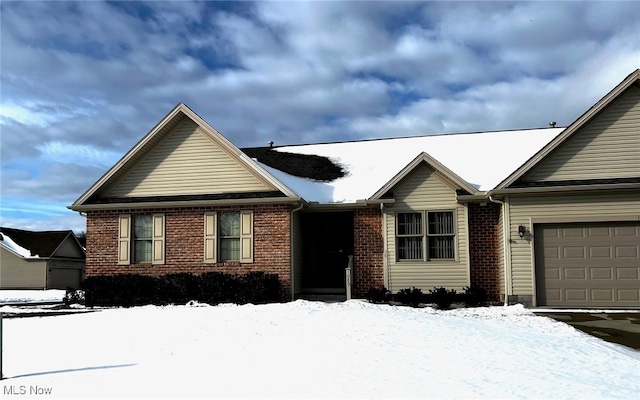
[[365, 287, 392, 304], [198, 271, 238, 305], [236, 271, 281, 304], [461, 286, 487, 307], [83, 272, 282, 307], [394, 287, 425, 307], [427, 287, 457, 310], [63, 287, 85, 306], [156, 273, 199, 305]]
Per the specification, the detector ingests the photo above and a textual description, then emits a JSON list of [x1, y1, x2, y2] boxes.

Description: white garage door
[[535, 222, 640, 308]]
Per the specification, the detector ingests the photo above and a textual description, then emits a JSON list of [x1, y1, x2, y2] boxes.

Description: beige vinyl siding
[[52, 235, 85, 258], [104, 119, 273, 198], [523, 86, 640, 182], [385, 163, 469, 292], [507, 192, 640, 297], [0, 248, 47, 289]]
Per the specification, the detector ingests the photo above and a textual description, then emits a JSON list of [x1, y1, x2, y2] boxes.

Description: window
[[204, 211, 253, 263], [133, 215, 153, 263], [118, 214, 165, 265], [427, 211, 455, 259], [219, 213, 240, 262], [397, 212, 423, 260], [396, 211, 455, 261]]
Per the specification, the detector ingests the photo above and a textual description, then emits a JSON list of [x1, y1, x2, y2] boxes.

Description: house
[[70, 69, 640, 308], [0, 227, 86, 290]]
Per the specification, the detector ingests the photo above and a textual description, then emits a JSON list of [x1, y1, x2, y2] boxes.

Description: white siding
[[523, 86, 640, 182], [104, 120, 273, 197], [0, 248, 47, 289], [385, 163, 469, 292], [507, 192, 640, 297]]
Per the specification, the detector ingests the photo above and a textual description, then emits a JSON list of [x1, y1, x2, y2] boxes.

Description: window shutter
[[204, 212, 217, 263], [152, 213, 165, 264], [118, 214, 131, 265], [239, 210, 253, 263]]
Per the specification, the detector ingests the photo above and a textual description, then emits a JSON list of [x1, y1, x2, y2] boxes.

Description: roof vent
[[549, 121, 557, 128]]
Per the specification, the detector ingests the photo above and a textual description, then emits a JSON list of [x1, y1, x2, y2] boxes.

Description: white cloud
[[0, 0, 638, 230]]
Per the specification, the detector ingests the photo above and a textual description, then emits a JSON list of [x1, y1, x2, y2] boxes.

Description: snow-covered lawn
[[0, 290, 66, 304], [1, 299, 639, 399]]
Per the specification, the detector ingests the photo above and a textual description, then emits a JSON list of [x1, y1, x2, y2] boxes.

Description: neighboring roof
[[70, 103, 299, 210], [250, 127, 563, 203], [0, 227, 82, 258], [496, 69, 640, 190]]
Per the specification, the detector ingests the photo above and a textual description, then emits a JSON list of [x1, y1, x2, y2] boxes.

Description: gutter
[[68, 196, 304, 212], [490, 182, 640, 195]]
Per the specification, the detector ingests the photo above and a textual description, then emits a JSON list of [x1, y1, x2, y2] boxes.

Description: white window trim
[[395, 210, 457, 262]]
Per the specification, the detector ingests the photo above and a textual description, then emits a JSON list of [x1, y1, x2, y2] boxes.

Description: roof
[[0, 227, 82, 258], [247, 127, 563, 203], [496, 69, 640, 190]]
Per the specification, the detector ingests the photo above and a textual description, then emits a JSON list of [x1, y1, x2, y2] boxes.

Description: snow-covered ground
[[0, 290, 66, 304], [1, 298, 639, 399]]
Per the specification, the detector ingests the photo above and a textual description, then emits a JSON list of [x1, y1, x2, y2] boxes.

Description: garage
[[535, 222, 640, 308]]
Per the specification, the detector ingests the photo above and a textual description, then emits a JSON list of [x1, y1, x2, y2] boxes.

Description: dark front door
[[301, 211, 354, 291]]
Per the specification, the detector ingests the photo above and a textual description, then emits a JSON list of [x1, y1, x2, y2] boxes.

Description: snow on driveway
[[2, 300, 639, 399]]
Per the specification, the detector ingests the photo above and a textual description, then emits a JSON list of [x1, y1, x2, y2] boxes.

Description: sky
[[0, 1, 639, 234]]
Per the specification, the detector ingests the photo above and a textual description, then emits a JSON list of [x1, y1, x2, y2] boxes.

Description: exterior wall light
[[518, 225, 526, 238]]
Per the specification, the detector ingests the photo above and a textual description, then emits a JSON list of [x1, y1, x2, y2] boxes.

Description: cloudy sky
[[1, 1, 638, 234]]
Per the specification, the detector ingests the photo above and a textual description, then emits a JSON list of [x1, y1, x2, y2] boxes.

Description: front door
[[301, 211, 354, 291]]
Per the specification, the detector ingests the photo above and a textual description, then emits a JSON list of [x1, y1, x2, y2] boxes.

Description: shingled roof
[[241, 147, 346, 182]]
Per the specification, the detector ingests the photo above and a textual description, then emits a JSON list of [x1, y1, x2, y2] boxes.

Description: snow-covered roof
[[254, 128, 564, 203], [0, 232, 40, 258], [0, 227, 84, 259]]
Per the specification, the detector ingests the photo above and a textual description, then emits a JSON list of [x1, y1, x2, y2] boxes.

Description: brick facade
[[86, 203, 293, 299], [468, 202, 501, 301], [353, 207, 385, 297]]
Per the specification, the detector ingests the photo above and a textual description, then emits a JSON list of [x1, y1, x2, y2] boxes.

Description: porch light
[[518, 225, 526, 238]]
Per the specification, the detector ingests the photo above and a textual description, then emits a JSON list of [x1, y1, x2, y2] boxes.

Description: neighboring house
[[0, 227, 86, 290], [70, 69, 640, 308]]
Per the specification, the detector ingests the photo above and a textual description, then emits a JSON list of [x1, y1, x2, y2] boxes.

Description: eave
[[490, 182, 640, 196], [69, 196, 304, 212]]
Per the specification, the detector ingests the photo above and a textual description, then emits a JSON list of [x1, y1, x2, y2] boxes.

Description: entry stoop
[[297, 289, 346, 302]]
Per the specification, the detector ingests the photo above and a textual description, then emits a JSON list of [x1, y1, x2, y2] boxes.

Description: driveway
[[534, 311, 640, 351]]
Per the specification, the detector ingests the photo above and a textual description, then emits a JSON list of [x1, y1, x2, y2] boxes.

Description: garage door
[[535, 222, 640, 308]]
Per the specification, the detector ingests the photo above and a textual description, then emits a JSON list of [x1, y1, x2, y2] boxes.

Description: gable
[[520, 85, 640, 184], [52, 235, 85, 259], [392, 162, 460, 209], [101, 119, 275, 198]]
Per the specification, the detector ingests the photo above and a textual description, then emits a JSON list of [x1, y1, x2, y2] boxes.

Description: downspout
[[488, 193, 510, 305], [290, 201, 305, 301]]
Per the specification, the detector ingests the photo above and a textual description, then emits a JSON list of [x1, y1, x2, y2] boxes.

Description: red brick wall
[[353, 207, 384, 297], [468, 202, 501, 301], [86, 204, 292, 299]]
